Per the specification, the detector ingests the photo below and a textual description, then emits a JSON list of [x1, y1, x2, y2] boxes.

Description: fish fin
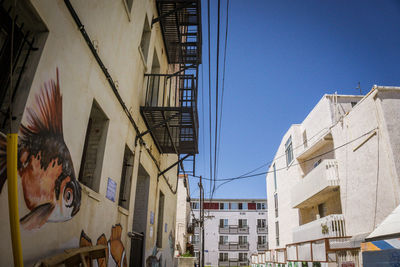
[[20, 203, 55, 230], [0, 132, 7, 193]]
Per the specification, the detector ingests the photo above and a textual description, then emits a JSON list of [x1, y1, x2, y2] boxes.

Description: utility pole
[[198, 176, 204, 267]]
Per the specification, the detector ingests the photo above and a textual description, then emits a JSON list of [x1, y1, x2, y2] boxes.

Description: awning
[[367, 204, 400, 241]]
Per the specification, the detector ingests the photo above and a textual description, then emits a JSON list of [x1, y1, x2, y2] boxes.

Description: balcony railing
[[218, 242, 249, 251], [257, 226, 268, 234], [218, 259, 249, 266], [292, 214, 346, 243], [219, 225, 249, 234], [291, 159, 339, 208], [257, 243, 269, 251], [140, 74, 198, 154]]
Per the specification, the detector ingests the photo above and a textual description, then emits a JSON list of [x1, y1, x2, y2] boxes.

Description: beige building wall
[[266, 88, 400, 258], [0, 0, 189, 265], [175, 175, 191, 255]]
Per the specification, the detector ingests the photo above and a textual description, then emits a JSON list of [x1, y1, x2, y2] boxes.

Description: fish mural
[[80, 224, 127, 267], [0, 68, 81, 229]]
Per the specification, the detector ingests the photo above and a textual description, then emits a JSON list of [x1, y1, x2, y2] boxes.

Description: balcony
[[292, 214, 346, 243], [291, 159, 339, 208], [257, 243, 269, 251], [218, 242, 249, 251], [297, 130, 333, 160], [155, 0, 202, 65], [140, 74, 198, 154], [257, 226, 268, 234], [219, 225, 249, 234], [218, 259, 249, 266]]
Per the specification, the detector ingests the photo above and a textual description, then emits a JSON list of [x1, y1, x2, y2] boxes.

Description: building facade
[[0, 0, 201, 266], [175, 175, 191, 256], [191, 199, 268, 266], [251, 86, 400, 267]]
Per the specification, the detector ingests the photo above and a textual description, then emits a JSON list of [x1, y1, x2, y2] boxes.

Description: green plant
[[181, 251, 194, 257], [321, 223, 329, 235]]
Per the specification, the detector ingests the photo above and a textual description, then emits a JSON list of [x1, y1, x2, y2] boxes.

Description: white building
[[191, 199, 268, 266], [253, 86, 400, 267], [175, 175, 191, 256]]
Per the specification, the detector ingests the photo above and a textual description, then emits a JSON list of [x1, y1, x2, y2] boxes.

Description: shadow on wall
[[80, 224, 127, 267]]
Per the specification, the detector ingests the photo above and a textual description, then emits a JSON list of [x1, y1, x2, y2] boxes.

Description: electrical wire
[[211, 0, 222, 200], [216, 0, 230, 180], [207, 0, 214, 198], [190, 128, 378, 185]]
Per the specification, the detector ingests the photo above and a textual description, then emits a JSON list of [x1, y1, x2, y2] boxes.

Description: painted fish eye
[[64, 187, 74, 207]]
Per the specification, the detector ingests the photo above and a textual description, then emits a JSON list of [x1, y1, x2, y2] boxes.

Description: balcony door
[[238, 219, 247, 228], [219, 219, 228, 228], [239, 236, 247, 245]]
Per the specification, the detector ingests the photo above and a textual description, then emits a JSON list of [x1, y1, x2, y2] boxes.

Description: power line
[[216, 0, 230, 179], [191, 127, 378, 184], [211, 0, 222, 200], [207, 0, 213, 198]]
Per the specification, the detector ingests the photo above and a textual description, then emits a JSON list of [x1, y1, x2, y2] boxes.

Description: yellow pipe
[[7, 133, 23, 267]]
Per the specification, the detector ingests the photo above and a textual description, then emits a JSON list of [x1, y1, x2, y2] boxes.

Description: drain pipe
[[64, 0, 178, 194]]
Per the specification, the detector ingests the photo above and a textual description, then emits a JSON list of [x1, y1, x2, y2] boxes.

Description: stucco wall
[[0, 0, 180, 266]]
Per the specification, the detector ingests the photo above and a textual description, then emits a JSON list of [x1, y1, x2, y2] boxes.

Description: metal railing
[[218, 242, 249, 251], [219, 225, 249, 234], [257, 226, 268, 234], [143, 74, 196, 108], [218, 259, 249, 266], [257, 243, 269, 250]]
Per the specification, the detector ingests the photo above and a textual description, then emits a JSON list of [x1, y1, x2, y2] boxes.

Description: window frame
[[285, 135, 294, 166]]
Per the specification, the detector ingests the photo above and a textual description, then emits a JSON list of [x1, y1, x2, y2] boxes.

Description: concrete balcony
[[218, 242, 249, 251], [257, 227, 268, 234], [291, 159, 340, 208], [219, 225, 249, 234], [257, 243, 269, 251], [297, 130, 333, 160], [292, 214, 346, 243]]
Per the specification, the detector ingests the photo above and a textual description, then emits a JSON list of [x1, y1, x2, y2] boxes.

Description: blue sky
[[188, 0, 400, 199]]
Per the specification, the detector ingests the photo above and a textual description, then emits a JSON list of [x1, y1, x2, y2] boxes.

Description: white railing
[[291, 159, 339, 208], [293, 214, 346, 243]]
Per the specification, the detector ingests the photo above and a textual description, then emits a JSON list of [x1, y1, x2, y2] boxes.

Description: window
[[191, 202, 200, 210], [285, 136, 294, 166], [275, 221, 280, 247], [230, 202, 238, 210], [257, 202, 266, 210], [79, 100, 109, 192], [118, 145, 134, 209], [139, 16, 151, 62], [192, 234, 200, 244], [318, 203, 326, 218], [219, 202, 229, 210], [303, 130, 308, 148], [273, 163, 277, 191], [156, 191, 165, 248], [194, 251, 199, 258], [257, 219, 266, 228], [238, 219, 247, 228], [258, 236, 267, 244], [219, 235, 228, 244], [239, 236, 247, 245], [219, 219, 228, 228], [239, 253, 248, 261], [219, 253, 228, 261], [274, 193, 279, 218]]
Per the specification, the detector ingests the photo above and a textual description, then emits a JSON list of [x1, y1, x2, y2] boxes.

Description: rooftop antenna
[[356, 82, 362, 95]]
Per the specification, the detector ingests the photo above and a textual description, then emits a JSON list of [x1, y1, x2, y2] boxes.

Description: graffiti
[[168, 230, 174, 258], [146, 246, 163, 267], [0, 68, 81, 230], [80, 224, 127, 267]]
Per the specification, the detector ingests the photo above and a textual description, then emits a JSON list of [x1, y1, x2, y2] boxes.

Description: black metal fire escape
[[140, 0, 201, 176]]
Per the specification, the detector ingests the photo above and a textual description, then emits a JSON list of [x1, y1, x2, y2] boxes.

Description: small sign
[[106, 178, 117, 202], [150, 211, 154, 224], [150, 226, 153, 238], [342, 262, 355, 267], [165, 223, 168, 232]]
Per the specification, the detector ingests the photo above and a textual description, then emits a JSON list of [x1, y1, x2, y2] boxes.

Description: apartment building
[[190, 199, 268, 266], [175, 175, 191, 256], [251, 86, 400, 267], [0, 0, 201, 266]]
